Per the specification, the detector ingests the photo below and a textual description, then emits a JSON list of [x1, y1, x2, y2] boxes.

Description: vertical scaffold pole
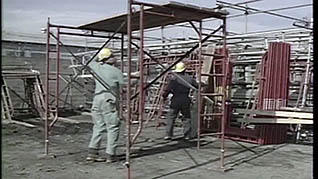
[[120, 34, 124, 121], [220, 17, 227, 169], [138, 4, 145, 141], [45, 17, 50, 155], [126, 0, 132, 178], [55, 27, 60, 130], [197, 21, 202, 149]]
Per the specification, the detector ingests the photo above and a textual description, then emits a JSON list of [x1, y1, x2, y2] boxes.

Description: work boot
[[106, 153, 118, 163], [164, 136, 172, 140], [86, 153, 97, 162], [86, 148, 107, 162], [86, 148, 98, 161], [86, 154, 107, 162]]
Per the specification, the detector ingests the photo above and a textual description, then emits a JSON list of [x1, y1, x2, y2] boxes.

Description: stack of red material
[[258, 42, 290, 110], [224, 42, 290, 144]]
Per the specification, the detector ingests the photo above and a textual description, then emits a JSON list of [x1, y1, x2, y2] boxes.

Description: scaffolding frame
[[1, 68, 43, 128], [1, 0, 309, 178], [44, 23, 127, 154], [126, 1, 229, 176], [43, 1, 229, 178]]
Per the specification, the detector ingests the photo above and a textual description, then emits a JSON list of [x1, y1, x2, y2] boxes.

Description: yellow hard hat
[[98, 48, 112, 61], [173, 62, 186, 72]]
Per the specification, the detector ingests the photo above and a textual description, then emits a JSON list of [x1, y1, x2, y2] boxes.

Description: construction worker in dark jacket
[[86, 48, 124, 163], [162, 62, 198, 140]]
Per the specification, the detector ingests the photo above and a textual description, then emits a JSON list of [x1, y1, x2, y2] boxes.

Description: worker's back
[[168, 73, 197, 97], [89, 61, 124, 97], [163, 72, 197, 109]]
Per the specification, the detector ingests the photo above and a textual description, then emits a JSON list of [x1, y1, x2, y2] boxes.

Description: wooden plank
[[58, 117, 80, 124], [81, 112, 92, 116], [201, 44, 215, 84], [2, 120, 36, 128], [236, 118, 313, 124], [278, 107, 313, 112], [235, 109, 313, 119]]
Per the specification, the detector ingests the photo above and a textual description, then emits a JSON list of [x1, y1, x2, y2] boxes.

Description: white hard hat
[[173, 62, 186, 72]]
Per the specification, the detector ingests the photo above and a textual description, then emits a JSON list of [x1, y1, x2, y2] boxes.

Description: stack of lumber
[[235, 107, 313, 124]]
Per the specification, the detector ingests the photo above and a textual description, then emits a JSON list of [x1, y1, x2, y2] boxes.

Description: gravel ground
[[1, 114, 313, 179]]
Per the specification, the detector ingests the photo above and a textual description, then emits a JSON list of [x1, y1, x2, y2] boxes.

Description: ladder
[[1, 76, 38, 128], [33, 74, 53, 120], [294, 37, 312, 143], [241, 63, 263, 128], [145, 55, 182, 127], [145, 72, 169, 127], [198, 57, 227, 132], [1, 77, 14, 121], [44, 20, 61, 155], [197, 45, 231, 171], [294, 62, 313, 142]]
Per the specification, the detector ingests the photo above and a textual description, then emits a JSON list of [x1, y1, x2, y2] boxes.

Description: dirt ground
[[2, 113, 313, 179]]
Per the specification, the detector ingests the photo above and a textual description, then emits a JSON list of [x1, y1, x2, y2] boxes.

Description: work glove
[[131, 71, 140, 78]]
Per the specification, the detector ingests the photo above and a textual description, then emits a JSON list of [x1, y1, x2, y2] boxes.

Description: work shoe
[[86, 154, 97, 161], [86, 154, 107, 162], [106, 154, 119, 163], [164, 136, 172, 140], [95, 156, 107, 162]]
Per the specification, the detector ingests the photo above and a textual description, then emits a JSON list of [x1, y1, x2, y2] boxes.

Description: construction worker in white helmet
[[162, 61, 198, 140], [86, 48, 124, 163]]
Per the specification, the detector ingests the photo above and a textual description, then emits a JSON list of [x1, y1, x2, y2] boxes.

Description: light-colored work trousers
[[88, 93, 120, 156]]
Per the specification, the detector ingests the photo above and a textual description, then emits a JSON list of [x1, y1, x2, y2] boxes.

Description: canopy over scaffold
[[78, 1, 228, 33]]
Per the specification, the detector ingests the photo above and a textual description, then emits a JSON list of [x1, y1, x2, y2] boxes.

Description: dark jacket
[[162, 72, 198, 109]]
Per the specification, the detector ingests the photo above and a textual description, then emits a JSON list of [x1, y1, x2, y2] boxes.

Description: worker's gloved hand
[[131, 71, 140, 78], [196, 78, 208, 87], [201, 81, 208, 87], [123, 71, 140, 78]]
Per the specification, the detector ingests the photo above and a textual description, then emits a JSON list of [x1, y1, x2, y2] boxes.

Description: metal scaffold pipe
[[216, 0, 309, 23], [126, 0, 132, 178], [45, 17, 50, 155], [130, 4, 145, 147], [301, 35, 312, 107]]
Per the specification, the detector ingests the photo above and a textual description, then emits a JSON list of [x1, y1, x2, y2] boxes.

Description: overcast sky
[[2, 0, 313, 41]]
